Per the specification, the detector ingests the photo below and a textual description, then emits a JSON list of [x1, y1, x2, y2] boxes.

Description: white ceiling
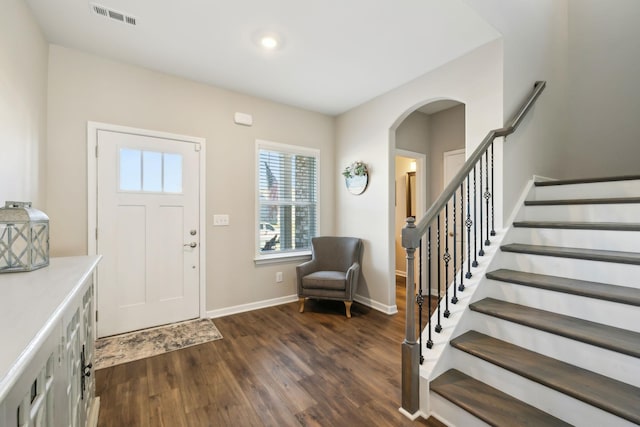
[[25, 0, 500, 115]]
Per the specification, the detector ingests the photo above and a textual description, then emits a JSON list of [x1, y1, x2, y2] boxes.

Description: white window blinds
[[256, 141, 319, 256]]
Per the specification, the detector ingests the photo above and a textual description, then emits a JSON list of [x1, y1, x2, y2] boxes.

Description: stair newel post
[[444, 204, 451, 318], [435, 214, 442, 333], [478, 156, 485, 257], [484, 148, 491, 245], [452, 191, 459, 304], [459, 182, 466, 292], [426, 226, 433, 349], [401, 217, 420, 415], [472, 167, 479, 267], [490, 142, 496, 237], [466, 174, 473, 278]]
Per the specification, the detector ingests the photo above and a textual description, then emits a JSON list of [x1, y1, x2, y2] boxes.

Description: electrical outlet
[[276, 272, 283, 283]]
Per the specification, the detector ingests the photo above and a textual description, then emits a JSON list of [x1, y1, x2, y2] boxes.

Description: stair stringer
[[417, 178, 537, 419]]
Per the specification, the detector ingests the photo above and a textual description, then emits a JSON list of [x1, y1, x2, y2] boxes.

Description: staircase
[[427, 176, 640, 426]]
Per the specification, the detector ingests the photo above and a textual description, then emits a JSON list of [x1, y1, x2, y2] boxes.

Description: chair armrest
[[345, 262, 361, 299], [296, 260, 318, 295]]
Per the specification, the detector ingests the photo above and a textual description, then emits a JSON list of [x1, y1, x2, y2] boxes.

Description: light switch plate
[[213, 214, 230, 226]]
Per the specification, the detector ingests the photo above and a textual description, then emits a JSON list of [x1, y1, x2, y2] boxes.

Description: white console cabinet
[[0, 256, 101, 427]]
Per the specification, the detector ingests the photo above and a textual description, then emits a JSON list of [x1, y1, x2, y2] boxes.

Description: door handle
[[184, 242, 197, 248]]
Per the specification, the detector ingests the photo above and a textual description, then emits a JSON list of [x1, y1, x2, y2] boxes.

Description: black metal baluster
[[417, 238, 424, 363], [478, 156, 485, 257], [484, 149, 491, 245], [444, 204, 451, 318], [452, 192, 458, 304], [426, 226, 433, 348], [465, 175, 473, 277], [459, 182, 466, 291], [472, 167, 479, 267], [435, 214, 442, 333], [490, 142, 496, 237]]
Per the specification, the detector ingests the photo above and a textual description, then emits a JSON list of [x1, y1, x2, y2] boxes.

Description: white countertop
[[0, 255, 101, 402]]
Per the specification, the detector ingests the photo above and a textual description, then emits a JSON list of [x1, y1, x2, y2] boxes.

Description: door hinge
[[95, 228, 98, 240], [95, 310, 98, 322], [95, 144, 98, 157], [194, 143, 201, 152]]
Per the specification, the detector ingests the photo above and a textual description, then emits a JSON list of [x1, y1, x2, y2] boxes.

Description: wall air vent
[[90, 3, 136, 26]]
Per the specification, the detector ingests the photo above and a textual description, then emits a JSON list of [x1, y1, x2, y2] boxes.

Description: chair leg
[[344, 301, 352, 318], [298, 297, 305, 313]]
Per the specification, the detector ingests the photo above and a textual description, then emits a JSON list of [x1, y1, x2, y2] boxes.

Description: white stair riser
[[475, 279, 640, 333], [494, 252, 640, 289], [533, 180, 640, 200], [450, 349, 638, 427], [518, 204, 640, 222], [428, 392, 491, 427], [508, 227, 640, 252], [462, 312, 640, 386]]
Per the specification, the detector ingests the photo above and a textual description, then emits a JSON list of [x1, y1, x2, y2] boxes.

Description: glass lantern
[[0, 201, 49, 273]]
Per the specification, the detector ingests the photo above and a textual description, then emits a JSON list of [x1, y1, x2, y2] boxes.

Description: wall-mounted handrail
[[402, 81, 546, 250], [400, 80, 546, 416]]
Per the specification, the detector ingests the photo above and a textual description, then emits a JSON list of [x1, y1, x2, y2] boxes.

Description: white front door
[[96, 130, 200, 337]]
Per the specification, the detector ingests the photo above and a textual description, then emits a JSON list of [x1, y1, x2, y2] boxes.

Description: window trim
[[254, 139, 320, 263]]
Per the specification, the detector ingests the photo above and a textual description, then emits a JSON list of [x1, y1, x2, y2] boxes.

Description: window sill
[[254, 251, 312, 265]]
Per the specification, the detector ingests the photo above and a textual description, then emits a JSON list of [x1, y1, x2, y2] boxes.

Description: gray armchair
[[296, 236, 363, 318]]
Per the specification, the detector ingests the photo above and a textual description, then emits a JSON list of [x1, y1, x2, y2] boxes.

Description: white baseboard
[[398, 407, 426, 421], [207, 294, 298, 319], [354, 294, 398, 315], [206, 293, 398, 318], [88, 397, 100, 427]]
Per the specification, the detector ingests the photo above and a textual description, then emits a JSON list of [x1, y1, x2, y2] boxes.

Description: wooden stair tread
[[513, 221, 640, 231], [525, 197, 640, 206], [535, 175, 640, 186], [430, 369, 571, 427], [451, 331, 640, 424], [501, 243, 640, 265], [486, 269, 640, 306], [470, 298, 640, 358]]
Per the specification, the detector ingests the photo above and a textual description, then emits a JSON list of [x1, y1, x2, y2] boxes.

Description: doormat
[[94, 318, 223, 370]]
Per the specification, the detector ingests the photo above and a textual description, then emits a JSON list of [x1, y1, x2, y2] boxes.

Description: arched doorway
[[392, 99, 466, 307]]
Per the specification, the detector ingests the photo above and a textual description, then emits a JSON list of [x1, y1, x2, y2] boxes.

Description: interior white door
[[443, 149, 466, 288], [96, 130, 200, 337]]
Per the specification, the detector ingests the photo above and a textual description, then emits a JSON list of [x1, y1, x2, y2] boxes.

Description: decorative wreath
[[342, 161, 368, 178]]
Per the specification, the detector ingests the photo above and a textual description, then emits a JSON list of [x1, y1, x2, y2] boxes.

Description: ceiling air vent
[[90, 3, 136, 26]]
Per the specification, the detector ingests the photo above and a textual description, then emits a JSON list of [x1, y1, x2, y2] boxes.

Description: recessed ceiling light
[[253, 31, 283, 51], [260, 36, 279, 50]]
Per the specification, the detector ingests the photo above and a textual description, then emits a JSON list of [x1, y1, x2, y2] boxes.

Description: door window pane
[[119, 149, 141, 191], [119, 149, 183, 194], [163, 153, 183, 193], [142, 151, 162, 192]]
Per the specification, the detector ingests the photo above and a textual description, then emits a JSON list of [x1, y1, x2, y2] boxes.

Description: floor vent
[[91, 3, 136, 26]]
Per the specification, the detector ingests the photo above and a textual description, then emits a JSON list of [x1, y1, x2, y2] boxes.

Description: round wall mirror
[[345, 173, 368, 195]]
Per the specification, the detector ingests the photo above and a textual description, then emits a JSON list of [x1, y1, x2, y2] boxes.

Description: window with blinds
[[256, 140, 319, 258]]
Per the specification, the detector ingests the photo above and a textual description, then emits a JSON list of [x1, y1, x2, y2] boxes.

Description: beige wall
[[46, 45, 335, 312], [565, 0, 640, 178], [462, 0, 568, 221], [0, 0, 48, 207], [428, 105, 465, 207], [336, 40, 503, 311]]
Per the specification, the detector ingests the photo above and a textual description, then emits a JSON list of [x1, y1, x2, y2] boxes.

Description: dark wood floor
[[95, 280, 444, 426]]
